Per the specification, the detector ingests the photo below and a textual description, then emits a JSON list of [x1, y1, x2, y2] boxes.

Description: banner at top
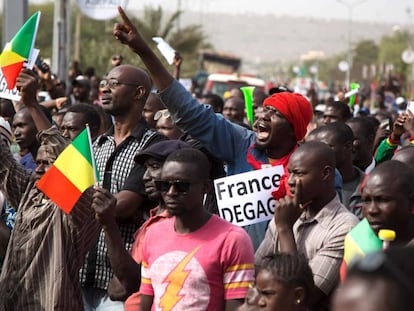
[[76, 0, 129, 20]]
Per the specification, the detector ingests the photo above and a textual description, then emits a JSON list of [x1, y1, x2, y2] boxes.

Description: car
[[203, 72, 266, 98]]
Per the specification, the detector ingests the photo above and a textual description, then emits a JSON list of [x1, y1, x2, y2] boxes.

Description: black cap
[[134, 140, 191, 164], [72, 75, 90, 88]]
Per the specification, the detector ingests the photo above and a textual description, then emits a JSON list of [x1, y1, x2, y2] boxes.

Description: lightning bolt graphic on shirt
[[159, 246, 201, 311]]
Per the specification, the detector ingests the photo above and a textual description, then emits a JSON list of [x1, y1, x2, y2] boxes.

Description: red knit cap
[[263, 92, 313, 141]]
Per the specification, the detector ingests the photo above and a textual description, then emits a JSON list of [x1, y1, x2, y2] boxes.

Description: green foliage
[[29, 4, 54, 60], [378, 30, 411, 77], [7, 3, 209, 79], [133, 5, 209, 77]]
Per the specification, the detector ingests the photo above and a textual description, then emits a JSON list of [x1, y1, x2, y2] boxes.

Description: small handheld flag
[[37, 126, 99, 214], [0, 11, 41, 89], [340, 218, 383, 282], [347, 83, 360, 108], [241, 86, 255, 127]]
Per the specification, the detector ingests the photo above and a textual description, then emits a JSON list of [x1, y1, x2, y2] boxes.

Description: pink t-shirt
[[140, 215, 255, 311], [125, 208, 169, 311]]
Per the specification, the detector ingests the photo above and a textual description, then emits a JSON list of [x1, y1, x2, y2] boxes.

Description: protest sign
[[152, 37, 175, 65], [214, 165, 284, 227]]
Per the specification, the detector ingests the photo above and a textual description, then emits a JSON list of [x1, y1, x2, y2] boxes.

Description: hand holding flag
[[37, 126, 100, 214]]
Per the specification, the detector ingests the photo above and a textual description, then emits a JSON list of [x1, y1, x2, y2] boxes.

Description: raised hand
[[15, 69, 39, 106], [403, 109, 414, 137], [391, 112, 408, 141], [274, 179, 310, 229], [113, 6, 147, 54], [34, 60, 51, 81]]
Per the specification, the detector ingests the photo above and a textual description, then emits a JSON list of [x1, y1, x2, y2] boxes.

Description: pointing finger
[[118, 6, 133, 28], [294, 179, 302, 208]]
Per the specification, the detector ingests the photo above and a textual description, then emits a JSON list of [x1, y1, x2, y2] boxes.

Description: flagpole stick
[[85, 123, 98, 184]]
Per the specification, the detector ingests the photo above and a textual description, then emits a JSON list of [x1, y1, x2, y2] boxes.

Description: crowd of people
[[0, 6, 413, 311]]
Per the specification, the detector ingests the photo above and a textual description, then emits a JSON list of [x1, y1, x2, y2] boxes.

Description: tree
[[133, 6, 211, 78], [378, 30, 411, 78], [352, 40, 378, 82], [2, 3, 210, 80]]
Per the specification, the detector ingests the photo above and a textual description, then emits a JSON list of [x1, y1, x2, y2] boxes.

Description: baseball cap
[[134, 140, 191, 164], [72, 75, 90, 88]]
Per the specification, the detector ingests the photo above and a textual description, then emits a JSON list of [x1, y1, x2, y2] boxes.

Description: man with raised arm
[[112, 7, 313, 250]]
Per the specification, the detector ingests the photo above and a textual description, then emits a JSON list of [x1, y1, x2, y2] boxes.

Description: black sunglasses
[[154, 179, 192, 193]]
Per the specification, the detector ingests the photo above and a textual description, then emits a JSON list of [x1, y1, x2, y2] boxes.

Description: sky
[[21, 0, 414, 26]]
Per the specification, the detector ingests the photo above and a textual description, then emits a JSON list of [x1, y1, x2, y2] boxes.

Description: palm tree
[[134, 5, 211, 77]]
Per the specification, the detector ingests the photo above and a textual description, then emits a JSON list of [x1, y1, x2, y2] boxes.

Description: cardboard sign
[[214, 165, 284, 227]]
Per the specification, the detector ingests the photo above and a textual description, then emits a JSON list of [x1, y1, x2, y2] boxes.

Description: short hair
[[259, 253, 315, 304], [164, 148, 211, 179], [66, 103, 101, 133], [346, 117, 376, 141], [325, 101, 352, 120], [309, 122, 354, 145], [369, 160, 414, 198], [296, 140, 336, 169], [201, 94, 224, 113]]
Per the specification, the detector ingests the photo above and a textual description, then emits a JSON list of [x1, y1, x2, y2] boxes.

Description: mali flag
[[37, 127, 99, 214], [0, 11, 41, 89], [339, 218, 382, 282]]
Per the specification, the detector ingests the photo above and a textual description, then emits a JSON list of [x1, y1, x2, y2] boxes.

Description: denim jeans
[[82, 287, 125, 311]]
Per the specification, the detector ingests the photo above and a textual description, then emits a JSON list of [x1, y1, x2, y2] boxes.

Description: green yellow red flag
[[0, 11, 41, 89], [339, 218, 383, 282], [36, 126, 99, 214]]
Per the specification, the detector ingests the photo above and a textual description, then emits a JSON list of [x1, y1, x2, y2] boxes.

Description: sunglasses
[[154, 109, 171, 121], [349, 251, 414, 294], [154, 179, 192, 193]]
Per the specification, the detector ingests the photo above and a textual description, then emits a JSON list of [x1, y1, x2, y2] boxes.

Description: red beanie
[[263, 92, 313, 141]]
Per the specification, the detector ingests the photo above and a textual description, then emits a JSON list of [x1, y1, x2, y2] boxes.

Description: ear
[[293, 286, 306, 306], [202, 179, 212, 194], [351, 139, 357, 153], [134, 85, 147, 100], [321, 165, 332, 181]]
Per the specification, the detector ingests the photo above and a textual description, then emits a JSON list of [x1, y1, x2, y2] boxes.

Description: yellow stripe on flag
[[0, 50, 26, 67], [343, 234, 365, 263], [53, 144, 94, 192]]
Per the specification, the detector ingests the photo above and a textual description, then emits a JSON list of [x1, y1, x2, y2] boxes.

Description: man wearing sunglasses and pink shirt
[[140, 148, 255, 311]]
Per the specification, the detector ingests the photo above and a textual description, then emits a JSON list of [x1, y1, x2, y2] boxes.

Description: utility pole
[[2, 0, 28, 47], [337, 0, 367, 89], [52, 0, 71, 85]]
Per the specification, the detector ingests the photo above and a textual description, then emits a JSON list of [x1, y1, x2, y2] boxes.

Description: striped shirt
[[80, 120, 164, 290], [0, 130, 101, 311], [255, 195, 359, 309]]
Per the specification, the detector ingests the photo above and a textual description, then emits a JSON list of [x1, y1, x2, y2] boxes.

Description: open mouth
[[255, 122, 270, 141]]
